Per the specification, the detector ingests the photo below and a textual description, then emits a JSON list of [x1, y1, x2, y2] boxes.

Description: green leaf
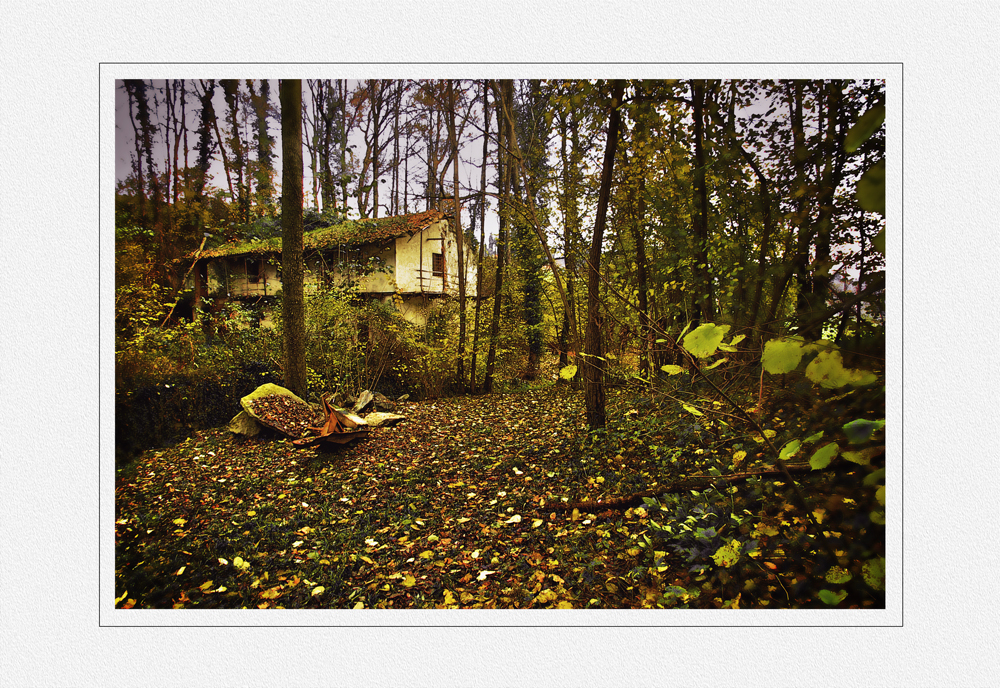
[[779, 440, 801, 461], [805, 349, 854, 388], [844, 104, 885, 153], [872, 226, 885, 256], [825, 566, 853, 584], [862, 557, 886, 590], [558, 364, 578, 381], [863, 467, 886, 487], [682, 323, 730, 358], [681, 403, 704, 417], [803, 431, 824, 443], [843, 418, 885, 444], [817, 589, 848, 605], [842, 448, 877, 465], [809, 442, 840, 470], [762, 338, 805, 374], [711, 539, 743, 568], [659, 364, 686, 376], [876, 485, 885, 506], [857, 159, 885, 215], [719, 333, 746, 353]]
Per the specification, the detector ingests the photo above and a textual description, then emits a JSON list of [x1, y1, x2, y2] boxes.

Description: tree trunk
[[280, 79, 307, 397], [446, 79, 468, 390], [584, 81, 625, 431], [484, 79, 513, 394], [469, 79, 490, 393], [690, 80, 715, 324]]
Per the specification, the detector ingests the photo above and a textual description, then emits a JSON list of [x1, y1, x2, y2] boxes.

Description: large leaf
[[809, 442, 840, 470], [805, 349, 854, 388], [682, 323, 730, 358], [762, 338, 805, 374], [872, 226, 885, 256], [862, 558, 886, 590], [843, 418, 886, 444], [844, 104, 885, 153], [558, 364, 578, 381], [857, 159, 885, 215]]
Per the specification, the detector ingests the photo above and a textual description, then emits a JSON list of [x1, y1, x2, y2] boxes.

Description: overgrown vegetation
[[115, 78, 887, 609]]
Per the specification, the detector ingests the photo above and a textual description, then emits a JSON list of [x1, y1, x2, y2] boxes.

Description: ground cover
[[115, 381, 883, 610]]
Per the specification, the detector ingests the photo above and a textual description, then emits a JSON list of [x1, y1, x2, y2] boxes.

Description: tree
[[445, 79, 469, 390], [469, 80, 491, 392], [280, 79, 307, 397], [584, 80, 625, 431], [248, 79, 276, 215], [483, 79, 513, 394]]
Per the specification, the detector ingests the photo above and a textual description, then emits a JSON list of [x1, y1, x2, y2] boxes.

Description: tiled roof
[[197, 209, 446, 259]]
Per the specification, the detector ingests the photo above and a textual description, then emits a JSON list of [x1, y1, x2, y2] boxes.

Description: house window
[[432, 252, 445, 278], [246, 259, 262, 284]]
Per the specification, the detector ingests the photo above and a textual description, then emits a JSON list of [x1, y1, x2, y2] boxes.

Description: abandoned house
[[184, 209, 477, 327]]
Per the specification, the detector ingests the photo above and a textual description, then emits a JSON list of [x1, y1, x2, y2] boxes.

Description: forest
[[115, 78, 886, 610]]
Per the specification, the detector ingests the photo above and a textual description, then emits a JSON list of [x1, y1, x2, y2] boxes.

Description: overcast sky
[[115, 79, 499, 239]]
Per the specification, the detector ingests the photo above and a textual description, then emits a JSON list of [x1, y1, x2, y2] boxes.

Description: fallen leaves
[[116, 381, 871, 610]]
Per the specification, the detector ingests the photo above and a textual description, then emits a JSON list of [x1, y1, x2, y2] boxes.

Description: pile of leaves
[[115, 380, 884, 610]]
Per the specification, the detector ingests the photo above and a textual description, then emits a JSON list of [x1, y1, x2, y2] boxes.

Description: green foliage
[[762, 337, 806, 374], [809, 442, 840, 470], [843, 418, 886, 445], [844, 104, 885, 153], [682, 323, 730, 359], [856, 160, 885, 216]]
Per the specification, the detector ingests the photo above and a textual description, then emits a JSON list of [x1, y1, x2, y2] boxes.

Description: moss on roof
[[198, 209, 446, 260]]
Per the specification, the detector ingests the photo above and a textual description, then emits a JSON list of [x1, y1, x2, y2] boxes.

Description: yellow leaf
[[172, 518, 187, 526], [247, 511, 256, 516], [419, 550, 433, 559], [571, 508, 580, 521], [505, 514, 522, 524], [174, 566, 186, 576], [353, 600, 364, 609], [260, 587, 282, 599], [456, 517, 471, 523], [443, 589, 457, 606], [535, 588, 557, 604], [532, 519, 544, 528], [555, 601, 573, 609], [199, 580, 214, 591], [358, 555, 375, 565], [115, 590, 128, 604], [402, 575, 416, 587], [311, 586, 325, 597]]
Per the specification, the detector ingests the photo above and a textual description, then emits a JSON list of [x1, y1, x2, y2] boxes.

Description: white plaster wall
[[394, 219, 477, 296]]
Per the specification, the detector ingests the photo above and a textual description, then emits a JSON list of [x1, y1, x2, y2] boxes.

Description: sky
[[115, 79, 500, 240]]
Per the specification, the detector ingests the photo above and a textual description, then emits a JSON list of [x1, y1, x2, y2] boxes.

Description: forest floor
[[115, 374, 883, 610]]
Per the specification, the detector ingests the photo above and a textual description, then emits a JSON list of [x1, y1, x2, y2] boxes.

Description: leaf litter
[[115, 383, 857, 609]]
